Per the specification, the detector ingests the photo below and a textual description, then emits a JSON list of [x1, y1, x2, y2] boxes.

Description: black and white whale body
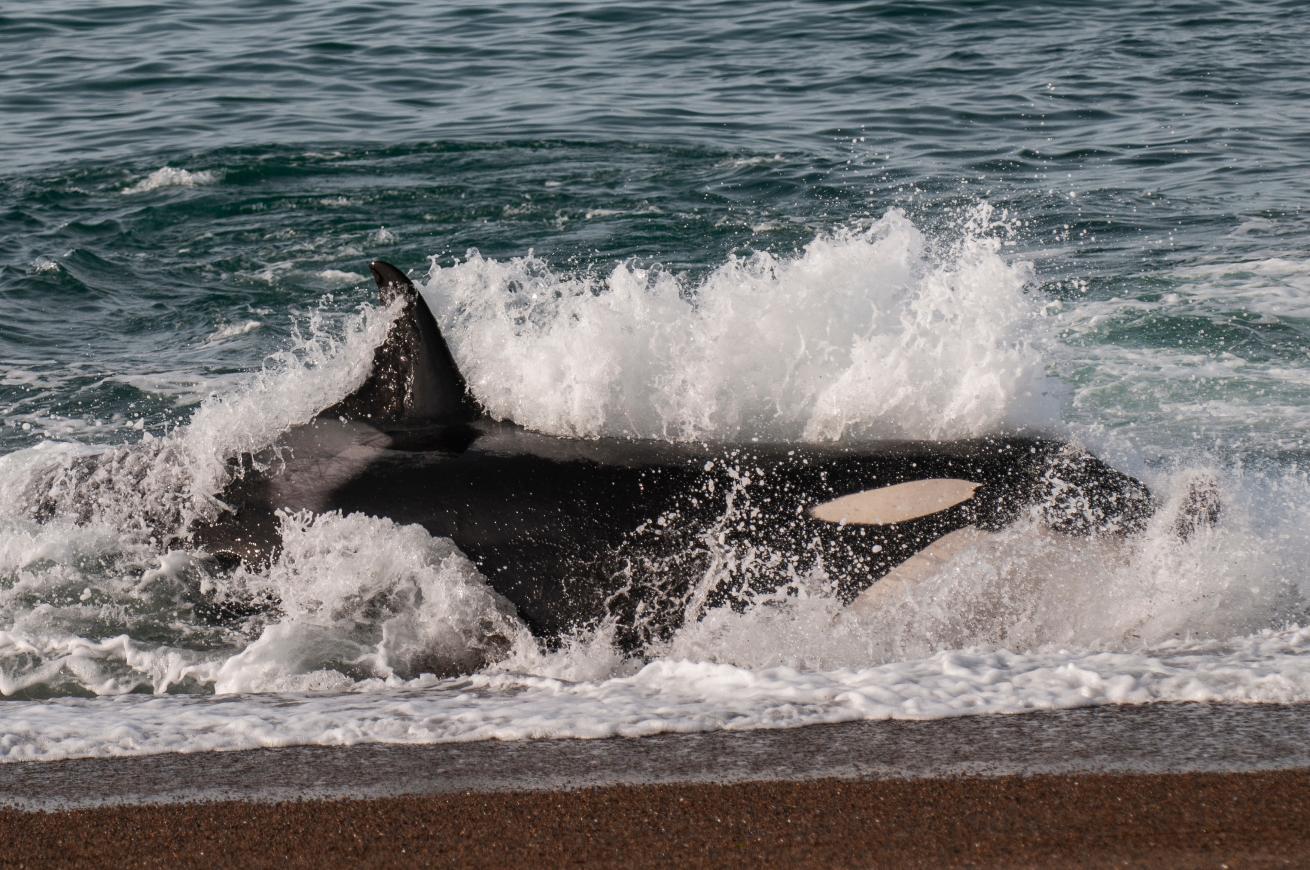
[[195, 261, 1168, 650]]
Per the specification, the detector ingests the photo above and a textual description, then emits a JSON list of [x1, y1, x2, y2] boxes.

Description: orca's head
[[808, 443, 1174, 539], [1022, 446, 1157, 536]]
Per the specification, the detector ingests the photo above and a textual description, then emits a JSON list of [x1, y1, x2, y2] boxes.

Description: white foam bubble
[[717, 154, 785, 168], [120, 167, 218, 195]]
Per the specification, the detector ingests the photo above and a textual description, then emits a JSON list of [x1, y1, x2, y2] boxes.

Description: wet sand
[[8, 703, 1310, 811], [4, 770, 1310, 868]]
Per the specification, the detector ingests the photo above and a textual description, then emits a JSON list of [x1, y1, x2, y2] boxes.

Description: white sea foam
[[2, 367, 69, 389], [203, 320, 262, 344], [120, 167, 218, 195], [1055, 255, 1310, 456], [316, 269, 366, 287], [1173, 257, 1310, 320], [718, 154, 785, 168], [6, 625, 1310, 762], [424, 206, 1064, 441], [2, 297, 399, 549], [210, 511, 527, 694], [583, 204, 662, 220]]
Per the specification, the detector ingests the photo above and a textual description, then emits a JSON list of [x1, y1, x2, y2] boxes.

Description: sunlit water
[[2, 0, 1309, 762]]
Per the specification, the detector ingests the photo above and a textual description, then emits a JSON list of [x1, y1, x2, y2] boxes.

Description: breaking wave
[[120, 166, 218, 194], [426, 207, 1066, 442], [2, 209, 1309, 762]]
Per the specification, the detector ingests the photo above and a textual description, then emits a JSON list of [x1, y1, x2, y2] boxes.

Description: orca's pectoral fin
[[845, 525, 993, 618], [325, 261, 483, 425]]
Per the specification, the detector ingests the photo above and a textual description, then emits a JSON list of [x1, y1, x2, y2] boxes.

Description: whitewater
[[3, 207, 1308, 763]]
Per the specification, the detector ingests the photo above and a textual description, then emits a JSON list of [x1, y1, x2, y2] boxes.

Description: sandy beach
[[4, 706, 1310, 867], [4, 770, 1308, 868]]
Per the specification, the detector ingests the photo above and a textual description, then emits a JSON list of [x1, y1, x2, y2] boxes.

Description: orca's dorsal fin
[[326, 260, 482, 424]]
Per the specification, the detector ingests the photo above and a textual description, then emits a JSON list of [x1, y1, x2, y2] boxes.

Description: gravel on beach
[[4, 769, 1309, 868]]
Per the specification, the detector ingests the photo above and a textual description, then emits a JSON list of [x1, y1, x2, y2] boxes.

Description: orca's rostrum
[[195, 261, 1194, 650]]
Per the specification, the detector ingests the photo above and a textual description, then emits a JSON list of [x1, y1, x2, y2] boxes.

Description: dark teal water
[[4, 0, 1310, 453], [3, 1, 1310, 757]]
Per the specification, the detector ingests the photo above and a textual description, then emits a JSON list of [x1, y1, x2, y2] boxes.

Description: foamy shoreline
[[4, 702, 1308, 811]]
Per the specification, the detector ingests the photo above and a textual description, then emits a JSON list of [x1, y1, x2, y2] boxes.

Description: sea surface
[[2, 1, 1310, 763]]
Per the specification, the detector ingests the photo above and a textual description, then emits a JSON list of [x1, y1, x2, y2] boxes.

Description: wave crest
[[425, 207, 1064, 442]]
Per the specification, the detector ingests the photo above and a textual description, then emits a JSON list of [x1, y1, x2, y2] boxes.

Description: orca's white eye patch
[[810, 479, 980, 526]]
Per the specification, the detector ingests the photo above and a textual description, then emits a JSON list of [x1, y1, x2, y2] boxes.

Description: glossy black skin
[[200, 416, 1153, 649]]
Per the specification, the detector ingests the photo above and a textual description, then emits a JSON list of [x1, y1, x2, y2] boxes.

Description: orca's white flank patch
[[810, 478, 980, 526]]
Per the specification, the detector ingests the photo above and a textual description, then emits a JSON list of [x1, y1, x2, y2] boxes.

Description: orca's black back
[[312, 426, 1148, 647]]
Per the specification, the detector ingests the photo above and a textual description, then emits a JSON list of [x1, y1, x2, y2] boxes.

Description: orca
[[191, 261, 1179, 651]]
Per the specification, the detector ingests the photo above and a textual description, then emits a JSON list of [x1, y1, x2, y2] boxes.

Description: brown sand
[[3, 770, 1308, 868]]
